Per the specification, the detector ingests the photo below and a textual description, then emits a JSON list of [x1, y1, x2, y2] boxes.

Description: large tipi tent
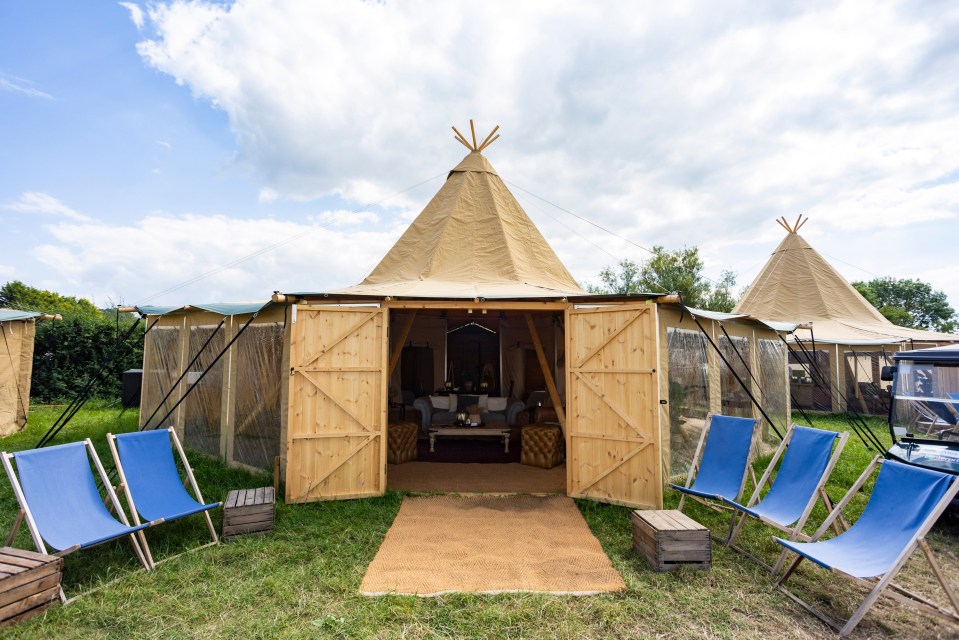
[[0, 309, 43, 435], [735, 216, 959, 414], [135, 123, 790, 508], [335, 148, 585, 299]]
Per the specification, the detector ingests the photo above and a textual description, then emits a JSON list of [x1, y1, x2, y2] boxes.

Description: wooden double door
[[286, 303, 661, 509]]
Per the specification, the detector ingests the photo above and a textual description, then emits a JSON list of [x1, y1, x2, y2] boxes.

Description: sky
[[1, 0, 958, 312]]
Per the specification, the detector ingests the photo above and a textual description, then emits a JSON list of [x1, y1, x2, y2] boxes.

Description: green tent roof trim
[[0, 309, 44, 322], [135, 301, 272, 317]]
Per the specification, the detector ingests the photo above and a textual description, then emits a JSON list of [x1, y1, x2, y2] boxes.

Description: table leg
[[429, 433, 436, 453], [504, 433, 509, 453]]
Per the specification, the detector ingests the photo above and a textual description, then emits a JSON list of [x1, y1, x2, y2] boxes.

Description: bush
[[1, 281, 144, 402]]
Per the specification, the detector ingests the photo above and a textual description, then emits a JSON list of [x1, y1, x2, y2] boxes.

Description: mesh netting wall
[[719, 335, 752, 418], [142, 326, 180, 430], [758, 339, 788, 450], [665, 328, 711, 477], [231, 322, 284, 470], [844, 350, 893, 416], [182, 323, 225, 457], [789, 349, 832, 411]]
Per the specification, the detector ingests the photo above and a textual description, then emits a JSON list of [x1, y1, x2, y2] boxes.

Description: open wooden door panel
[[286, 306, 388, 503], [566, 303, 662, 509]]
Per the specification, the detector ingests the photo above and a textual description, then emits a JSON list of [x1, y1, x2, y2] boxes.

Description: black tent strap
[[791, 335, 886, 452], [36, 316, 151, 448], [144, 312, 259, 431], [140, 317, 226, 429], [785, 335, 885, 455], [788, 335, 830, 389], [37, 316, 154, 448], [789, 335, 877, 450], [684, 305, 785, 440], [717, 322, 770, 405]]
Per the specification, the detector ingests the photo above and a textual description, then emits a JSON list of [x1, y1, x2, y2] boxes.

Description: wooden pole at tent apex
[[776, 214, 808, 234], [452, 120, 501, 153]]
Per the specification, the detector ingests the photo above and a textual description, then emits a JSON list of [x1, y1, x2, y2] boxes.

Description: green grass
[[1, 406, 957, 639]]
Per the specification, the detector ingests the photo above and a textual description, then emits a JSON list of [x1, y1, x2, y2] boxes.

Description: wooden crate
[[632, 509, 711, 572], [0, 547, 62, 627], [223, 487, 275, 540]]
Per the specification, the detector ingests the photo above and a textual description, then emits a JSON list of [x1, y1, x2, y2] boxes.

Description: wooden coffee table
[[428, 427, 512, 453]]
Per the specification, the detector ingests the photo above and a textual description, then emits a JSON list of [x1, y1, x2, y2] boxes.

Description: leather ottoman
[[388, 421, 418, 464], [521, 424, 564, 468]]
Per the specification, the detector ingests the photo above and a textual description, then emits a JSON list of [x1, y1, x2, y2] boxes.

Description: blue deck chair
[[671, 414, 759, 512], [108, 427, 220, 566], [776, 457, 959, 637], [1, 440, 153, 600], [723, 425, 848, 574]]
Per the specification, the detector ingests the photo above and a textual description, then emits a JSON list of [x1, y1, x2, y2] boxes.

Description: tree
[[852, 277, 957, 333], [585, 246, 739, 312], [1, 281, 143, 401], [585, 259, 642, 295]]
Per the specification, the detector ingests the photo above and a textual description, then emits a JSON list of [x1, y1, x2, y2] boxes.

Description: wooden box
[[631, 509, 711, 572], [0, 547, 62, 627], [223, 487, 275, 540]]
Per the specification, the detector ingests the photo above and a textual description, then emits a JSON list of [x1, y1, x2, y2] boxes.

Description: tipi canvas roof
[[334, 127, 584, 299], [735, 218, 958, 345]]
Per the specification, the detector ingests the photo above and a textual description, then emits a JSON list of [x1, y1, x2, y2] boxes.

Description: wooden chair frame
[[725, 426, 849, 574], [677, 414, 760, 514], [2, 439, 153, 602], [776, 456, 959, 637], [107, 427, 219, 568]]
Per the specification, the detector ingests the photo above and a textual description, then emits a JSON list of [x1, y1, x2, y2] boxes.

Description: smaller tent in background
[[734, 216, 959, 415], [0, 309, 57, 435]]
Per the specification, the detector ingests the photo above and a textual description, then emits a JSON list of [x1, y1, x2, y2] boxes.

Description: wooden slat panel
[[566, 304, 662, 509], [285, 306, 387, 503]]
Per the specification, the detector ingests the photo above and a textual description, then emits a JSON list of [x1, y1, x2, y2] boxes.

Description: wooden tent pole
[[451, 126, 474, 151], [524, 313, 566, 430], [478, 125, 500, 151], [388, 311, 417, 377]]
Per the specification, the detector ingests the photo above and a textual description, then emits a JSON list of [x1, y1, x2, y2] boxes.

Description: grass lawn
[[1, 404, 957, 639]]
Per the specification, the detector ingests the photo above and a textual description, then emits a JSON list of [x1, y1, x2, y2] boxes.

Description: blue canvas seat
[[671, 414, 759, 512], [776, 457, 959, 637], [1, 440, 153, 600], [723, 425, 848, 574], [108, 427, 220, 565]]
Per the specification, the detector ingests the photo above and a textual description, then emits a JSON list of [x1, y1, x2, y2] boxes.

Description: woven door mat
[[360, 494, 626, 596], [387, 462, 566, 494]]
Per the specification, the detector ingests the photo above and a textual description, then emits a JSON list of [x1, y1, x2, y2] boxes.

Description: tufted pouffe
[[388, 421, 418, 464], [520, 424, 565, 468]]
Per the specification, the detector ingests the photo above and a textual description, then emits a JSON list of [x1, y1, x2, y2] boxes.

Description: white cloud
[[30, 212, 404, 305], [3, 192, 92, 222], [0, 73, 53, 100], [313, 210, 380, 227], [119, 2, 145, 30], [0, 264, 15, 280], [22, 0, 945, 308]]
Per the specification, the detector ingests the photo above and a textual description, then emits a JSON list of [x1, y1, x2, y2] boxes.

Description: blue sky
[[2, 1, 958, 314]]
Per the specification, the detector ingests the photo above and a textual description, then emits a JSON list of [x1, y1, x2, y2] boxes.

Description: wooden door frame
[[285, 304, 389, 503], [565, 303, 662, 509]]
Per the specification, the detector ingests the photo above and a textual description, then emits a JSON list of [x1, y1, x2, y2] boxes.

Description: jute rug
[[360, 494, 626, 596], [387, 462, 566, 494]]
